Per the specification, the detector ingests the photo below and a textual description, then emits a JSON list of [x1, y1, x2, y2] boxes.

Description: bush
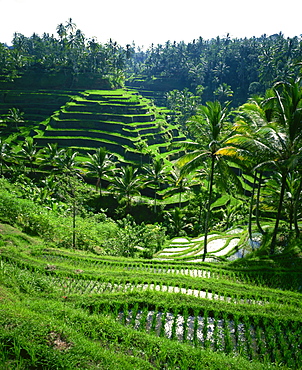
[[101, 215, 166, 257], [0, 190, 55, 239], [55, 215, 118, 252]]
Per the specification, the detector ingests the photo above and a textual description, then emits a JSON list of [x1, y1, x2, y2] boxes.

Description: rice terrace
[[0, 20, 302, 369]]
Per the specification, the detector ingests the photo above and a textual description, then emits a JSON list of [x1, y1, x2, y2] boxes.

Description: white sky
[[0, 0, 301, 48]]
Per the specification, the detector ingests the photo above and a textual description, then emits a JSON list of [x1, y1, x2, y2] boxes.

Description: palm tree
[[143, 157, 168, 213], [219, 96, 274, 238], [177, 100, 236, 261], [224, 79, 302, 253], [38, 143, 63, 170], [56, 23, 67, 41], [84, 147, 115, 198], [17, 138, 38, 174], [164, 166, 191, 208], [109, 166, 142, 208], [268, 79, 302, 251], [54, 147, 80, 177], [213, 83, 233, 104], [65, 18, 76, 34], [6, 107, 24, 131], [54, 147, 80, 249]]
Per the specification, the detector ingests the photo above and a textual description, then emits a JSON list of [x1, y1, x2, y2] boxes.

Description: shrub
[[0, 190, 55, 239]]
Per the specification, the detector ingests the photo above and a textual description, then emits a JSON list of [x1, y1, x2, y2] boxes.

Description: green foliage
[[0, 189, 55, 239], [0, 20, 128, 88], [129, 33, 302, 106], [101, 215, 166, 257]]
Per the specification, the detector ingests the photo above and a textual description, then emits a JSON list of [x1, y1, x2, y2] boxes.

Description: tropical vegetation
[[0, 20, 302, 369]]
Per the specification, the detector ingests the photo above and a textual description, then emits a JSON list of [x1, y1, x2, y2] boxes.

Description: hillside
[[0, 222, 301, 369], [0, 84, 184, 167], [34, 88, 184, 165], [1, 29, 302, 369]]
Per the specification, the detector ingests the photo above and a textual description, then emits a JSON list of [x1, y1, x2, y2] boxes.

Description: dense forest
[[0, 20, 302, 370], [1, 21, 302, 101]]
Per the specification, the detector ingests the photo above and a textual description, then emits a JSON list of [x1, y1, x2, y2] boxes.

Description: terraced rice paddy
[[34, 89, 184, 164], [155, 229, 247, 262], [1, 226, 301, 369]]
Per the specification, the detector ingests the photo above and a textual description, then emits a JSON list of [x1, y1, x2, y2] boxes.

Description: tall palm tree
[[224, 79, 302, 253], [84, 147, 115, 198], [54, 147, 80, 177], [220, 96, 274, 238], [65, 18, 76, 34], [269, 79, 302, 251], [177, 100, 236, 261], [56, 23, 67, 41], [54, 147, 80, 249]]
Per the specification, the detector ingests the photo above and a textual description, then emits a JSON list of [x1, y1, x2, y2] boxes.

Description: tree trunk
[[248, 172, 257, 247], [72, 198, 76, 249], [255, 171, 265, 235], [203, 156, 215, 262], [270, 171, 287, 254], [294, 177, 302, 238]]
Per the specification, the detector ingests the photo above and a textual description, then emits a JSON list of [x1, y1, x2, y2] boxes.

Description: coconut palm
[[38, 142, 63, 170], [56, 23, 67, 41], [143, 157, 168, 213], [268, 79, 302, 251], [54, 147, 80, 177], [17, 137, 38, 174], [219, 95, 275, 238], [177, 100, 238, 261], [109, 166, 142, 208], [84, 147, 115, 198], [6, 107, 24, 131], [164, 166, 191, 208], [54, 147, 80, 249], [224, 79, 302, 253]]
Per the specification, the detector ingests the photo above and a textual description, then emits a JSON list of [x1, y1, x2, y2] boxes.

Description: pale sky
[[1, 0, 301, 48]]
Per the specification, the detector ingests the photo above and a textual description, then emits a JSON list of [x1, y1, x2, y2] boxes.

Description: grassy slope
[[1, 223, 301, 369]]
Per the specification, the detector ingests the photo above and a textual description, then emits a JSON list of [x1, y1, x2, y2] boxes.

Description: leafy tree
[[166, 88, 202, 127]]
